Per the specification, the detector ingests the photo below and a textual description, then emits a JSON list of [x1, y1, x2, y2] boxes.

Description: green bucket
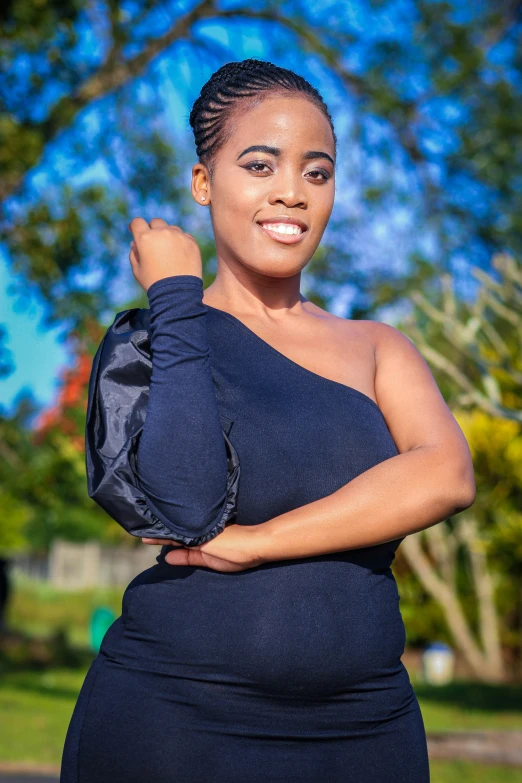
[[89, 606, 116, 652]]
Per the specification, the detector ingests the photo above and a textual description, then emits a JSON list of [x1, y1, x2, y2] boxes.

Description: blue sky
[[0, 252, 70, 412], [0, 11, 415, 417], [0, 18, 275, 415]]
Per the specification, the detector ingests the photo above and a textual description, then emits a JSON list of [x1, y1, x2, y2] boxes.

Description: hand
[[141, 524, 266, 573], [128, 216, 203, 293]]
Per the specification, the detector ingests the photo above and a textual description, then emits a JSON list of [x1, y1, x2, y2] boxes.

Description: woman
[[61, 58, 476, 782]]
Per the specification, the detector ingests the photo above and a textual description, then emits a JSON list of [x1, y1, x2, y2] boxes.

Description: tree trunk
[[400, 518, 506, 682]]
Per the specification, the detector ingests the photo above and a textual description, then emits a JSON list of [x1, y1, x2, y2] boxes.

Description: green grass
[[412, 676, 522, 731], [1, 664, 521, 777], [430, 761, 522, 781], [0, 667, 89, 765], [1, 576, 522, 779]]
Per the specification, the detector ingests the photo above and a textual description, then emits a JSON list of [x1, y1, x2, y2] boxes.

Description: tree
[[0, 396, 39, 556], [0, 317, 139, 555], [396, 253, 522, 682], [2, 0, 522, 346], [2, 0, 522, 676]]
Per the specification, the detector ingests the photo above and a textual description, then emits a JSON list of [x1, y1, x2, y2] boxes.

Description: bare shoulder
[[363, 319, 421, 358], [304, 304, 409, 361], [351, 320, 473, 464], [304, 300, 377, 349], [333, 318, 424, 366]]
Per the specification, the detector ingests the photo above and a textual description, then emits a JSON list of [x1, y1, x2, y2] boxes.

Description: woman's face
[[193, 93, 336, 279]]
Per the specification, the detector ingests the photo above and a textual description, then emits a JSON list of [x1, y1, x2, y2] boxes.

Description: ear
[[191, 162, 211, 206]]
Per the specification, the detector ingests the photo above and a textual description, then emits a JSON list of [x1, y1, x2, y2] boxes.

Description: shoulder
[[361, 319, 439, 414], [333, 315, 440, 443], [304, 301, 378, 350], [357, 320, 470, 458], [331, 316, 423, 373], [331, 317, 422, 361], [365, 320, 420, 358], [304, 302, 415, 358]]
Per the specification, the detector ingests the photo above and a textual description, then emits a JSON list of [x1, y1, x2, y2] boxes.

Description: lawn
[[0, 668, 85, 766], [1, 576, 521, 780]]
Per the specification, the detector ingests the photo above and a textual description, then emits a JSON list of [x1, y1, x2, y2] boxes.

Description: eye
[[243, 161, 272, 173], [306, 169, 331, 182], [242, 162, 332, 181]]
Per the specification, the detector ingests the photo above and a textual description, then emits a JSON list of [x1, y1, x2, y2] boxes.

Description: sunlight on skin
[[141, 523, 264, 573], [136, 93, 337, 574]]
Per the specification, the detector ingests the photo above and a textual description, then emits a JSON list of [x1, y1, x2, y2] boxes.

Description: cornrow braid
[[189, 58, 337, 178]]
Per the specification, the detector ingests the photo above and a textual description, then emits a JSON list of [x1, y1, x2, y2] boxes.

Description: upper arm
[[372, 322, 475, 498]]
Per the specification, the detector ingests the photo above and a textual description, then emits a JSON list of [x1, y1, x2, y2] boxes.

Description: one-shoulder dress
[[60, 274, 430, 782]]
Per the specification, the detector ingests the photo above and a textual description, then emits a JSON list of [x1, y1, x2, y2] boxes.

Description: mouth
[[256, 219, 308, 245]]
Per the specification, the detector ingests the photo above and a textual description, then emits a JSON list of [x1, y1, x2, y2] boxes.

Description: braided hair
[[189, 58, 337, 179]]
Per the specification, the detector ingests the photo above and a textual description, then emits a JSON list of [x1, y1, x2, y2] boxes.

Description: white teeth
[[261, 223, 303, 235]]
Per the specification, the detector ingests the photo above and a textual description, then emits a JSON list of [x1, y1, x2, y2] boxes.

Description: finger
[[141, 538, 184, 546], [164, 547, 191, 566], [129, 243, 138, 268], [128, 217, 149, 240], [149, 218, 169, 229], [165, 547, 206, 567], [129, 253, 139, 282]]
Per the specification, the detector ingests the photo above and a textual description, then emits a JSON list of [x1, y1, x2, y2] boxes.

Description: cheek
[[315, 192, 335, 228], [224, 179, 261, 213], [214, 185, 260, 235]]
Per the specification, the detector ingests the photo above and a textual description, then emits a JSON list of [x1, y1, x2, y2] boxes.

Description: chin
[[247, 260, 307, 278]]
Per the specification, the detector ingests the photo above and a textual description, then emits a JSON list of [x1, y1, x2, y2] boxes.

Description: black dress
[[60, 275, 430, 782]]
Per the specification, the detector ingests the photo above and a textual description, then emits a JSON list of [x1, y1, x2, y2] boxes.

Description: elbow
[[135, 474, 230, 545], [451, 481, 476, 514], [147, 493, 229, 539], [457, 452, 477, 509], [133, 434, 240, 547], [445, 456, 477, 513], [425, 443, 476, 515], [135, 451, 231, 539]]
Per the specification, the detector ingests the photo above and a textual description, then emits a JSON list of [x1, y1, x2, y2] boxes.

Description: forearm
[[136, 274, 229, 542], [254, 445, 475, 562]]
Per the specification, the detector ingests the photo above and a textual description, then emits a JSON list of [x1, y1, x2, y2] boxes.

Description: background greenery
[[1, 0, 522, 774]]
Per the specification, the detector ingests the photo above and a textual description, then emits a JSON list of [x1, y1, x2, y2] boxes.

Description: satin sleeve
[[85, 276, 239, 551], [134, 274, 232, 546]]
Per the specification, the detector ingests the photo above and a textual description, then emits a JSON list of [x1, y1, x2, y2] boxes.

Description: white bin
[[422, 641, 455, 685]]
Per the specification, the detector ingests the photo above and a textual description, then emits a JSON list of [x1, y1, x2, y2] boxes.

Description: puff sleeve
[[85, 275, 240, 549]]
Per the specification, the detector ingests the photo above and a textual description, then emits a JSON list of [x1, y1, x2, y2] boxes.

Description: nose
[[267, 170, 307, 210]]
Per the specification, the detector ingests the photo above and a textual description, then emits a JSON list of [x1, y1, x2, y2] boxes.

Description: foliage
[[1, 0, 522, 680], [0, 319, 141, 553], [7, 574, 125, 649], [2, 0, 522, 346], [394, 253, 522, 680]]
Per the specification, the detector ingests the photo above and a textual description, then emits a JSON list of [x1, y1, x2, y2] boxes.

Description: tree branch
[[401, 531, 506, 681], [1, 0, 218, 202], [455, 516, 504, 679]]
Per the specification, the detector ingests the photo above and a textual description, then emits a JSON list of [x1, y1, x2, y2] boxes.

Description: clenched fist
[[128, 217, 203, 293]]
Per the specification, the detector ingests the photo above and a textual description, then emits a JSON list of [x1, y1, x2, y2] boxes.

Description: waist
[[110, 555, 406, 697]]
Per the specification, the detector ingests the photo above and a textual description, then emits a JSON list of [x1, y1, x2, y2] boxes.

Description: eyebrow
[[236, 145, 335, 167]]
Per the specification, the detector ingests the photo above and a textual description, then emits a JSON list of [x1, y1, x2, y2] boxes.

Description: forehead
[[225, 94, 335, 154]]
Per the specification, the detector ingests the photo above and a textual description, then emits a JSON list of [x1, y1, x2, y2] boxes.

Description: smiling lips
[[257, 220, 308, 244]]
